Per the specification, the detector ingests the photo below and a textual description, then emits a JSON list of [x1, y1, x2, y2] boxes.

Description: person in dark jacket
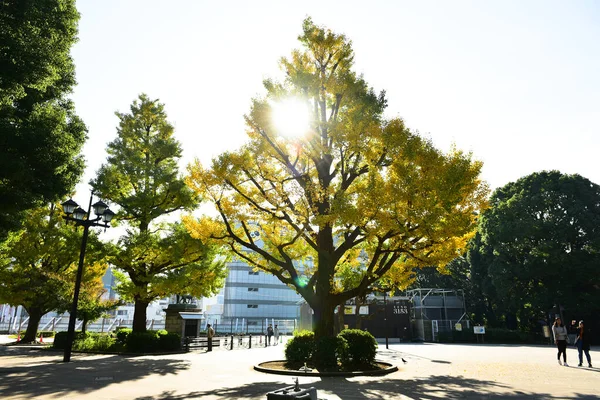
[[267, 324, 274, 346], [575, 320, 592, 368]]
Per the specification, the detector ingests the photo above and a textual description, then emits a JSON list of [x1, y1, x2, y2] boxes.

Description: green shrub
[[115, 328, 132, 345], [126, 331, 159, 353], [95, 334, 117, 351], [72, 332, 99, 351], [53, 331, 68, 349], [158, 331, 181, 351], [438, 329, 476, 343], [338, 329, 377, 366], [313, 336, 348, 369], [284, 330, 315, 362]]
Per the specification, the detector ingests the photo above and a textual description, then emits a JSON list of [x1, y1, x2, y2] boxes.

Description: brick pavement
[[1, 336, 599, 399]]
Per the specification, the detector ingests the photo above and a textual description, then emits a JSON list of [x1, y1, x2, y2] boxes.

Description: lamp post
[[383, 290, 389, 350], [61, 192, 114, 362]]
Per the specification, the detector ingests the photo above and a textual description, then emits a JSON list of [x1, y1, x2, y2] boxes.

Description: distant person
[[267, 324, 274, 345], [551, 317, 569, 366], [575, 320, 592, 368], [274, 325, 279, 345], [207, 324, 215, 352]]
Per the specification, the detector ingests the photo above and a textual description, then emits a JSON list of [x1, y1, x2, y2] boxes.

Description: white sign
[[455, 323, 462, 331], [393, 305, 408, 314], [474, 326, 485, 334]]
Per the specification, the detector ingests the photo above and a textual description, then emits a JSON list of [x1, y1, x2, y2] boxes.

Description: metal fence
[[0, 316, 165, 334], [412, 319, 472, 342]]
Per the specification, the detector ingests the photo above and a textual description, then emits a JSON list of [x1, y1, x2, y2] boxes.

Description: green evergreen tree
[[0, 0, 87, 239], [92, 94, 226, 332], [472, 171, 600, 330]]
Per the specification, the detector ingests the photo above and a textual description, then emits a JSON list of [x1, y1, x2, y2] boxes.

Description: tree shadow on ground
[[377, 348, 451, 365], [0, 346, 62, 358], [133, 375, 598, 400], [0, 349, 189, 398]]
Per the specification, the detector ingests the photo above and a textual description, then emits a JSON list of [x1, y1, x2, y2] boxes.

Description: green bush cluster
[[338, 329, 378, 366], [284, 330, 315, 362], [18, 330, 56, 338], [52, 329, 181, 353], [284, 329, 377, 370], [53, 331, 119, 351]]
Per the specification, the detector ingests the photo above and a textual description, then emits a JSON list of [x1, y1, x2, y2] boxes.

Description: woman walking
[[575, 320, 593, 368], [552, 317, 569, 366]]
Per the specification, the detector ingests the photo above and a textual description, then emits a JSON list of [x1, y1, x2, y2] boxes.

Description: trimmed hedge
[[17, 330, 56, 338], [285, 330, 315, 362], [126, 331, 159, 353], [53, 331, 69, 349], [52, 329, 181, 353], [313, 336, 348, 369], [338, 329, 377, 366], [284, 329, 378, 369], [115, 328, 132, 345]]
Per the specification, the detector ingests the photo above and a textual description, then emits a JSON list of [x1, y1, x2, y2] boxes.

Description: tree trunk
[[132, 299, 149, 332], [336, 304, 345, 334], [21, 309, 42, 343], [81, 318, 88, 333], [312, 297, 336, 340]]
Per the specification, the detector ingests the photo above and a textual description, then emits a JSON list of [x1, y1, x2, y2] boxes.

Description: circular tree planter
[[254, 360, 398, 377]]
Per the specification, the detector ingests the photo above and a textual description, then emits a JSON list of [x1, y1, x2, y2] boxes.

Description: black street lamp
[[383, 290, 389, 350], [61, 192, 114, 362]]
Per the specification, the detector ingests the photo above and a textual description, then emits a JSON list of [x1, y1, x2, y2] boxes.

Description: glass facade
[[223, 260, 301, 323]]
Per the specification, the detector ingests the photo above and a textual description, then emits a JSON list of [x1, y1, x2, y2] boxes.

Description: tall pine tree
[[93, 94, 226, 332]]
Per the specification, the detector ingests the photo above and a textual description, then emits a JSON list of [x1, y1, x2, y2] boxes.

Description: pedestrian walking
[[575, 320, 593, 368], [551, 317, 569, 366], [274, 324, 279, 345], [207, 324, 215, 352], [267, 324, 274, 346]]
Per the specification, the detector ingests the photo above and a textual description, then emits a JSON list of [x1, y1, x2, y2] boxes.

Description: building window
[[248, 287, 258, 292], [247, 304, 258, 309], [248, 271, 259, 275], [117, 310, 127, 315]]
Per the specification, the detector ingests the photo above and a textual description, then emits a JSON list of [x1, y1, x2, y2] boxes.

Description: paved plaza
[[0, 336, 598, 399]]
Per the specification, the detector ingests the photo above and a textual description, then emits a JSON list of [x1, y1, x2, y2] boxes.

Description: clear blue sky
[[70, 0, 600, 206]]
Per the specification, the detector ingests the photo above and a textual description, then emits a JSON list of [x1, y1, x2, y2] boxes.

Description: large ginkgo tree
[[184, 18, 488, 339]]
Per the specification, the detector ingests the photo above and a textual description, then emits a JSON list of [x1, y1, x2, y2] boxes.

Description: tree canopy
[[92, 94, 226, 332], [0, 204, 107, 342], [470, 170, 600, 330], [184, 18, 489, 339], [0, 0, 87, 239]]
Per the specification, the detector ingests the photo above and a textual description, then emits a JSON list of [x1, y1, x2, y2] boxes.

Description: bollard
[[230, 335, 234, 350], [265, 335, 268, 348], [249, 335, 252, 349]]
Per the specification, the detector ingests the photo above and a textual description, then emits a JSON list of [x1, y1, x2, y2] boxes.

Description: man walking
[[267, 324, 274, 346]]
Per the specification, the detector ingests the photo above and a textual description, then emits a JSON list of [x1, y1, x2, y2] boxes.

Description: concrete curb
[[254, 360, 398, 377]]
